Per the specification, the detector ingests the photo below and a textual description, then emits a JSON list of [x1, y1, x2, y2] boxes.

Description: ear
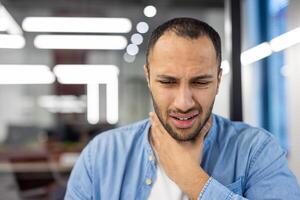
[[144, 64, 150, 88], [216, 68, 222, 93]]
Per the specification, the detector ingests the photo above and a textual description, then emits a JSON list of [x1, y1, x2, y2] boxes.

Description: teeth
[[176, 117, 192, 120]]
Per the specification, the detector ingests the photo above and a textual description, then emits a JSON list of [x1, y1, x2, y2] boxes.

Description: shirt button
[[145, 178, 152, 185], [148, 155, 154, 161]]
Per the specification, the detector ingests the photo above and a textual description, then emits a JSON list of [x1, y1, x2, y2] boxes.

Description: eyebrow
[[156, 74, 214, 80], [190, 75, 214, 81], [156, 75, 177, 80]]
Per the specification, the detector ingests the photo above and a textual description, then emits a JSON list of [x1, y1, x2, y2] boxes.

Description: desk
[[0, 148, 79, 195], [0, 144, 81, 199], [0, 162, 73, 173]]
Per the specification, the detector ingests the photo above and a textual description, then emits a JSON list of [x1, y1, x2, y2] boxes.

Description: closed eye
[[193, 81, 210, 85], [192, 81, 212, 87], [158, 80, 176, 84]]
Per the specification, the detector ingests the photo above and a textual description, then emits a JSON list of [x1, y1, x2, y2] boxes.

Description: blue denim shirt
[[65, 114, 300, 199]]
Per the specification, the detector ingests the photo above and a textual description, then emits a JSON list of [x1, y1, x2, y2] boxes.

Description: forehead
[[148, 32, 218, 75]]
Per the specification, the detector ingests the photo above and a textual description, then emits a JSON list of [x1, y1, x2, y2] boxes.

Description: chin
[[168, 126, 200, 142]]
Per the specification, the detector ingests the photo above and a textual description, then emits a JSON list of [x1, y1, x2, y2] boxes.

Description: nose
[[173, 85, 195, 112]]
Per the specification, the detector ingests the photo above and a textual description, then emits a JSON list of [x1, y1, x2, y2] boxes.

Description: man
[[65, 18, 300, 199]]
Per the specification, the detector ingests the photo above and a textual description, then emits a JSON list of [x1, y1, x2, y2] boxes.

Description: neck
[[149, 115, 213, 162], [179, 116, 212, 154]]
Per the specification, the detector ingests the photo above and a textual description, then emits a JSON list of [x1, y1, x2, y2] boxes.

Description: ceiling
[[0, 0, 225, 60], [3, 0, 224, 10]]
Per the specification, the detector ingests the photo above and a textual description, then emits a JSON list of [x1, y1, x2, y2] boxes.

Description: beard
[[151, 93, 214, 142]]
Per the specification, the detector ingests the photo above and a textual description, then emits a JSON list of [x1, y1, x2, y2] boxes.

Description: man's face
[[145, 32, 222, 142]]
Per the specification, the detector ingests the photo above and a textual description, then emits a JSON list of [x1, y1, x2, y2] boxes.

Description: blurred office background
[[0, 0, 299, 199]]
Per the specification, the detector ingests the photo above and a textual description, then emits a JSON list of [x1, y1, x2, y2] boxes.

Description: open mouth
[[172, 115, 197, 121], [169, 113, 199, 129]]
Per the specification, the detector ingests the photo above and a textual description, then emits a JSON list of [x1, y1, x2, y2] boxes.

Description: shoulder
[[212, 114, 286, 177], [212, 114, 279, 155], [70, 119, 150, 182], [85, 119, 150, 155], [93, 119, 149, 142]]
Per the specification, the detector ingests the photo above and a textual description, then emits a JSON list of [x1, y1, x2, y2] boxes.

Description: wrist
[[184, 167, 210, 199]]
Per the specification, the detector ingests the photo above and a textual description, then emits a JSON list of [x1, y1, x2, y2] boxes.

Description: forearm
[[190, 170, 210, 199], [177, 166, 209, 199]]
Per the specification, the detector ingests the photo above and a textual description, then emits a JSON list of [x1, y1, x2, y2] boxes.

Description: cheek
[[151, 87, 174, 111], [193, 89, 217, 107]]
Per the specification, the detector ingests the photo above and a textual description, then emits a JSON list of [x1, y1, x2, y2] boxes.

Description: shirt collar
[[204, 114, 217, 147], [142, 119, 154, 155]]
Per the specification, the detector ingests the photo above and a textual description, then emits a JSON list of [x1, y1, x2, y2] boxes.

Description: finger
[[150, 129, 159, 148], [150, 112, 168, 136], [149, 112, 163, 136], [149, 112, 158, 132], [149, 112, 161, 147], [150, 112, 179, 145], [150, 112, 178, 147], [199, 117, 212, 140]]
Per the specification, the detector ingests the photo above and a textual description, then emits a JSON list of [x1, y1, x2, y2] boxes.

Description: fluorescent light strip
[[0, 34, 25, 49], [53, 64, 119, 84], [0, 20, 7, 31], [53, 64, 119, 124], [0, 65, 54, 84], [0, 7, 8, 31], [22, 17, 132, 33], [106, 76, 119, 124], [240, 26, 300, 65], [241, 42, 272, 66], [0, 3, 22, 34], [87, 84, 100, 124], [270, 27, 300, 52], [34, 35, 127, 50]]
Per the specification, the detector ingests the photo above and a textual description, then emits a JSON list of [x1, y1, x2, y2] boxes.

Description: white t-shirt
[[148, 162, 189, 200]]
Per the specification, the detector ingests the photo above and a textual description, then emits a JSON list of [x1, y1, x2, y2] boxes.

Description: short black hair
[[146, 17, 222, 68]]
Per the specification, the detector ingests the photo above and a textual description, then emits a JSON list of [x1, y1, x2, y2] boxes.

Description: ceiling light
[[0, 34, 25, 49], [34, 35, 127, 50], [0, 3, 22, 34], [87, 84, 100, 124], [53, 64, 119, 84], [0, 65, 54, 84], [106, 76, 118, 124], [53, 64, 119, 124], [240, 42, 272, 65], [87, 81, 118, 125], [136, 22, 149, 34], [143, 5, 157, 18], [0, 15, 8, 31], [123, 53, 135, 63], [131, 33, 143, 45], [22, 17, 132, 33], [270, 27, 300, 52], [126, 44, 139, 56]]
